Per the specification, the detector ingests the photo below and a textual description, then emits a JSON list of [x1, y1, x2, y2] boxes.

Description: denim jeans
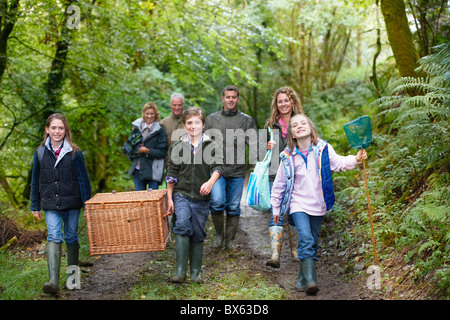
[[132, 169, 160, 191], [291, 211, 324, 261], [210, 176, 245, 216], [173, 193, 210, 243], [45, 209, 80, 244]]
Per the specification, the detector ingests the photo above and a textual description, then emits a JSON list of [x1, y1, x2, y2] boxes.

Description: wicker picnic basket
[[84, 189, 170, 255]]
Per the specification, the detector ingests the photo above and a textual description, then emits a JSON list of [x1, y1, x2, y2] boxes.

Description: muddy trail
[[62, 192, 378, 301]]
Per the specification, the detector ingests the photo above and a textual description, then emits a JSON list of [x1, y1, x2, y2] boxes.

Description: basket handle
[[162, 212, 172, 218]]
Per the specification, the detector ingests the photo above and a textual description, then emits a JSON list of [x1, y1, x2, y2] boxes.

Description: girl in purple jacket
[[270, 114, 366, 295]]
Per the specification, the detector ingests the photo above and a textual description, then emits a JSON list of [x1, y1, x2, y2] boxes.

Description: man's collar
[[221, 107, 238, 116]]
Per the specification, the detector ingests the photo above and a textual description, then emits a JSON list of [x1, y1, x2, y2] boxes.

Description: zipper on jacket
[[191, 153, 195, 198]]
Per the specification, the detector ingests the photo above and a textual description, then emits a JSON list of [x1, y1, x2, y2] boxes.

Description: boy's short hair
[[181, 107, 206, 125]]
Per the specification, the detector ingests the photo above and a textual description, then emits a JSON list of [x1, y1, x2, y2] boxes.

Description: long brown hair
[[286, 114, 319, 151], [39, 113, 80, 152], [265, 86, 304, 129]]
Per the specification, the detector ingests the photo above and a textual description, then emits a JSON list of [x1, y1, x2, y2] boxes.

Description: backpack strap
[[37, 146, 45, 163], [279, 149, 295, 217], [313, 140, 328, 173]]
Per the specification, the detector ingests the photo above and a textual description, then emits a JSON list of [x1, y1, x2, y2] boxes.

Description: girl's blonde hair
[[286, 114, 319, 151], [265, 86, 304, 129], [39, 113, 80, 152], [142, 102, 161, 122]]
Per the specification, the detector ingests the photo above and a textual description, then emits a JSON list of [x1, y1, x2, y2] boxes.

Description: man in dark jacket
[[204, 85, 257, 250]]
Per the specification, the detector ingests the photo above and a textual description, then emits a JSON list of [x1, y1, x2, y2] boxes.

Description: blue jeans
[[173, 193, 210, 243], [291, 211, 324, 261], [210, 176, 245, 216], [45, 209, 80, 244], [132, 169, 160, 191]]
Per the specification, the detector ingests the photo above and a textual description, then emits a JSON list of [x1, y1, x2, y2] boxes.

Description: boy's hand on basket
[[167, 200, 174, 216]]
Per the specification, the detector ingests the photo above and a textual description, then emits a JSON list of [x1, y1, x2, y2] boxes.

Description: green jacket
[[204, 108, 257, 178], [167, 135, 223, 201]]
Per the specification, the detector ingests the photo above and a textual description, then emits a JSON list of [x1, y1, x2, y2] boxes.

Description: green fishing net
[[343, 115, 372, 149]]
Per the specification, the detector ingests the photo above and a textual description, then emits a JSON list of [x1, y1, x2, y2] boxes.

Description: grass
[[126, 245, 289, 300], [0, 208, 289, 300], [0, 251, 48, 300]]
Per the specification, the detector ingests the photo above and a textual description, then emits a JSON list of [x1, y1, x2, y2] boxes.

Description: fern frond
[[416, 42, 450, 76]]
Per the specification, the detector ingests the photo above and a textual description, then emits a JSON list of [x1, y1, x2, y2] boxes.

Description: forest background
[[0, 0, 449, 298]]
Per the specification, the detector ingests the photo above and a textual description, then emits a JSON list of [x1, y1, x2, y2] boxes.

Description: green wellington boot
[[295, 262, 306, 291], [211, 212, 225, 249], [169, 235, 190, 283], [225, 215, 239, 250], [266, 226, 283, 268], [42, 242, 62, 294], [66, 242, 80, 267], [302, 258, 319, 295], [189, 241, 204, 283]]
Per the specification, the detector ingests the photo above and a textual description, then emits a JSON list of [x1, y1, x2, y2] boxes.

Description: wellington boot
[[66, 242, 80, 267], [266, 226, 283, 268], [287, 224, 299, 261], [295, 262, 306, 291], [189, 241, 204, 283], [211, 212, 225, 249], [169, 235, 190, 283], [302, 258, 319, 295], [42, 242, 62, 295], [225, 215, 239, 250]]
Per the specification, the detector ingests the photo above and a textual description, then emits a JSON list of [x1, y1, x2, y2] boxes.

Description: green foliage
[[373, 42, 449, 197], [369, 42, 450, 295], [0, 0, 448, 299]]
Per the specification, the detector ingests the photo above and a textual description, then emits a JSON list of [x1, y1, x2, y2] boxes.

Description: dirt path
[[238, 203, 374, 300], [63, 192, 376, 300]]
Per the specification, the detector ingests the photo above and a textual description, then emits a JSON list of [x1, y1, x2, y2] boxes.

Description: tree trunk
[[252, 46, 262, 129], [0, 0, 20, 82], [43, 0, 76, 115], [22, 1, 77, 202], [0, 167, 19, 208], [380, 0, 421, 77]]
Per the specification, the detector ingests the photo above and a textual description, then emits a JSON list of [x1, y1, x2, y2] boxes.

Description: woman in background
[[127, 102, 167, 190], [264, 87, 304, 268]]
